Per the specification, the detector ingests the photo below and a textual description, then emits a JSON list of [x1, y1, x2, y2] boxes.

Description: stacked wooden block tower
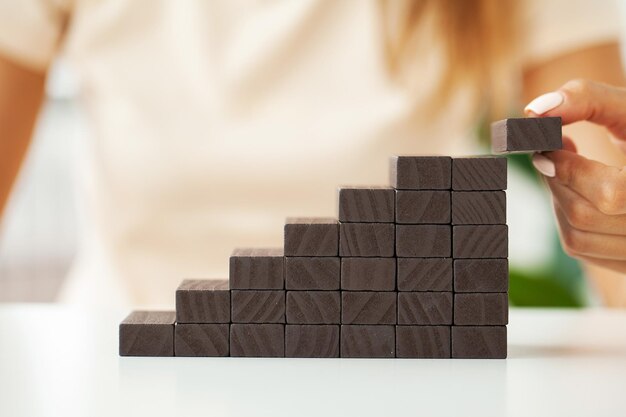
[[119, 117, 562, 360]]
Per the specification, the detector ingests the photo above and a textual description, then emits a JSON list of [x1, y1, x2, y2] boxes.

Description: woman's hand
[[525, 79, 626, 273]]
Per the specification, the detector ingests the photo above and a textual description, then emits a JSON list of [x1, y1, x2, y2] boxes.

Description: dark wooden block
[[396, 225, 451, 258], [452, 326, 507, 359], [396, 325, 451, 358], [451, 191, 506, 225], [395, 190, 451, 224], [231, 290, 285, 323], [453, 225, 508, 258], [339, 223, 395, 257], [390, 156, 452, 190], [397, 292, 452, 325], [338, 186, 395, 223], [397, 258, 452, 291], [341, 291, 396, 325], [491, 117, 562, 153], [285, 257, 340, 290], [454, 293, 509, 325], [340, 325, 395, 358], [454, 259, 509, 292], [284, 218, 339, 257], [285, 325, 340, 358], [341, 258, 396, 291], [175, 323, 229, 357], [286, 291, 340, 324], [229, 248, 284, 290], [230, 324, 285, 357], [176, 279, 230, 324], [452, 157, 507, 191], [119, 311, 175, 357]]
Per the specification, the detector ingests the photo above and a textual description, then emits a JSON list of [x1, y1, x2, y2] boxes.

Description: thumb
[[525, 79, 626, 142]]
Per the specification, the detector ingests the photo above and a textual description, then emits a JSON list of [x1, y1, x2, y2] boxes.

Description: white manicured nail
[[524, 92, 564, 115], [532, 154, 556, 177]]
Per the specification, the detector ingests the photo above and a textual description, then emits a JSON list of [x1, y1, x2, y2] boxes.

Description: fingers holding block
[[491, 117, 562, 154]]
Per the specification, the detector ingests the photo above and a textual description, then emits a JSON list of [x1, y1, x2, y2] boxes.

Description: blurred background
[[0, 1, 625, 306]]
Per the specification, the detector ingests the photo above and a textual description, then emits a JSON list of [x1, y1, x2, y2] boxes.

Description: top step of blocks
[[390, 156, 451, 190], [491, 117, 562, 154]]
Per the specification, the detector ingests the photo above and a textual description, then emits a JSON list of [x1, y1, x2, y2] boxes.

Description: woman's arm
[[522, 43, 626, 306], [0, 53, 47, 220]]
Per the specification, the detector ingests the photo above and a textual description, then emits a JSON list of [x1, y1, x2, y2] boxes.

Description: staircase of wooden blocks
[[119, 117, 562, 360]]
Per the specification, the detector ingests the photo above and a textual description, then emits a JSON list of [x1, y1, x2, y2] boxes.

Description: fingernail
[[609, 136, 626, 154], [532, 154, 556, 177], [524, 92, 564, 115]]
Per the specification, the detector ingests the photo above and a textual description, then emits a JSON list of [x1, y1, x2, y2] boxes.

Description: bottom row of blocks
[[120, 312, 506, 359]]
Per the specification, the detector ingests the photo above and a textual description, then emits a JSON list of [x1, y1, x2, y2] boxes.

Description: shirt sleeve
[[521, 0, 623, 67], [0, 0, 71, 71]]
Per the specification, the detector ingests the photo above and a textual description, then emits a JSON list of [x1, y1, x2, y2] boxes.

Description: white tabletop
[[1, 305, 625, 417]]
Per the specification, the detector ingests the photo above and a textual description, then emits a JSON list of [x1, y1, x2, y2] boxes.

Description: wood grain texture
[[451, 326, 507, 359], [454, 259, 509, 292], [231, 290, 285, 323], [339, 223, 395, 257], [174, 323, 229, 357], [452, 225, 508, 258], [341, 257, 396, 291], [119, 311, 175, 357], [338, 187, 395, 223], [176, 279, 230, 324], [229, 248, 284, 290], [395, 225, 451, 258], [284, 218, 339, 257], [341, 291, 397, 325], [230, 324, 285, 357], [451, 191, 506, 225], [397, 258, 452, 291], [286, 291, 340, 324], [396, 325, 451, 358], [395, 190, 451, 224], [491, 117, 562, 153], [397, 292, 453, 325], [285, 325, 340, 358], [340, 325, 395, 358], [285, 257, 340, 290], [451, 157, 507, 191], [390, 156, 452, 190], [454, 293, 509, 325]]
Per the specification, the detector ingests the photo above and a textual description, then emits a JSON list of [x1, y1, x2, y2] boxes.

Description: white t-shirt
[[0, 0, 621, 307]]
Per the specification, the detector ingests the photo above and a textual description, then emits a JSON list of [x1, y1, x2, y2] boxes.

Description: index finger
[[525, 79, 626, 140]]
